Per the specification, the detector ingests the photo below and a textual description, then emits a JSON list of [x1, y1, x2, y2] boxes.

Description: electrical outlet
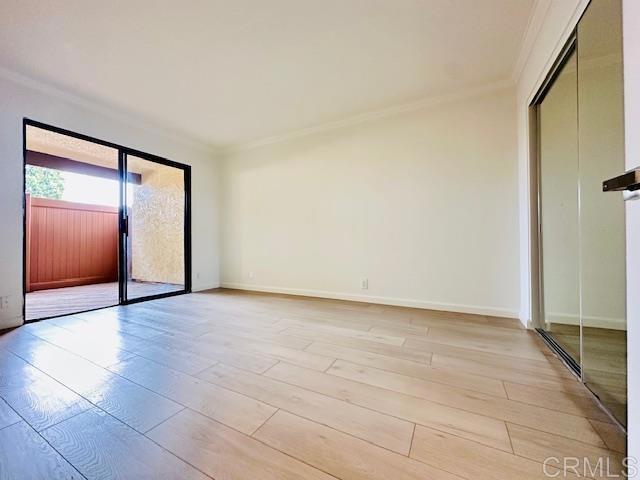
[[196, 272, 201, 279], [248, 271, 255, 279], [0, 296, 9, 310], [361, 278, 368, 290]]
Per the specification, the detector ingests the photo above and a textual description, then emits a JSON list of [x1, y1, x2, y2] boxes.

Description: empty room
[[0, 1, 638, 479]]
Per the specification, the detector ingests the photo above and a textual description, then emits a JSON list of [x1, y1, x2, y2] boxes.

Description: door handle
[[603, 169, 640, 192], [121, 216, 129, 236]]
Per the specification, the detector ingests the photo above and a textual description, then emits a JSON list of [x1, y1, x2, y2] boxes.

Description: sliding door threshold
[[535, 328, 581, 378]]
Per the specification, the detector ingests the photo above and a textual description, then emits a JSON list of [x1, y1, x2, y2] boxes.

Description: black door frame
[[22, 118, 192, 322]]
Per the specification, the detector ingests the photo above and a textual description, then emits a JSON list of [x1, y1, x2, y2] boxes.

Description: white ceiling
[[0, 0, 534, 148]]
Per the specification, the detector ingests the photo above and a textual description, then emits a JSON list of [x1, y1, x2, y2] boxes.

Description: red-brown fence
[[25, 194, 119, 292]]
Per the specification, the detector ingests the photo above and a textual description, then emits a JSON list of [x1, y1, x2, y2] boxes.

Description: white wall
[[0, 74, 221, 330], [220, 87, 520, 318]]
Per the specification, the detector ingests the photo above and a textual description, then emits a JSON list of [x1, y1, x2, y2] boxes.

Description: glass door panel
[[123, 153, 186, 301], [538, 49, 581, 365], [24, 124, 121, 321], [577, 0, 627, 426]]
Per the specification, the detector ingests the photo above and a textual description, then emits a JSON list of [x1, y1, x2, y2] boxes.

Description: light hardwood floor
[[0, 289, 626, 479], [25, 281, 183, 321]]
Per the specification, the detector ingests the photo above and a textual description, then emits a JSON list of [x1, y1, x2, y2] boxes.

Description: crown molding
[[0, 65, 219, 156], [523, 0, 589, 105], [222, 79, 514, 154], [511, 0, 553, 84], [512, 0, 591, 89]]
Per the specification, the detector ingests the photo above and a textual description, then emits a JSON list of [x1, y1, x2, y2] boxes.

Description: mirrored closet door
[[536, 0, 627, 427]]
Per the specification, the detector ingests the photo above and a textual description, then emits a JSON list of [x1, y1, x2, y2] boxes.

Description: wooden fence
[[25, 195, 119, 292]]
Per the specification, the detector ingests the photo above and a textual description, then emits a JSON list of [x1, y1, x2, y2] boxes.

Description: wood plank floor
[[0, 289, 626, 479], [25, 281, 182, 321]]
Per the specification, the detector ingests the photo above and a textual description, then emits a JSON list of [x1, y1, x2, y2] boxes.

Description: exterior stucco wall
[[131, 164, 185, 285]]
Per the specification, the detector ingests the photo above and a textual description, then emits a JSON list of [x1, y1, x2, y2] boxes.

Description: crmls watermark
[[543, 456, 637, 478]]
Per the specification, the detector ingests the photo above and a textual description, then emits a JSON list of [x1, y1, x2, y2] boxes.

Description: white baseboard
[[220, 282, 519, 319], [0, 314, 23, 330], [192, 282, 221, 292]]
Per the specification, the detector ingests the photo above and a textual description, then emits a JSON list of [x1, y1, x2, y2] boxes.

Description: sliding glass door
[[23, 120, 191, 322], [121, 152, 190, 303]]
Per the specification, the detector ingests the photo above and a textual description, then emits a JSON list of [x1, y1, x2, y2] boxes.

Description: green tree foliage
[[25, 165, 65, 199]]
